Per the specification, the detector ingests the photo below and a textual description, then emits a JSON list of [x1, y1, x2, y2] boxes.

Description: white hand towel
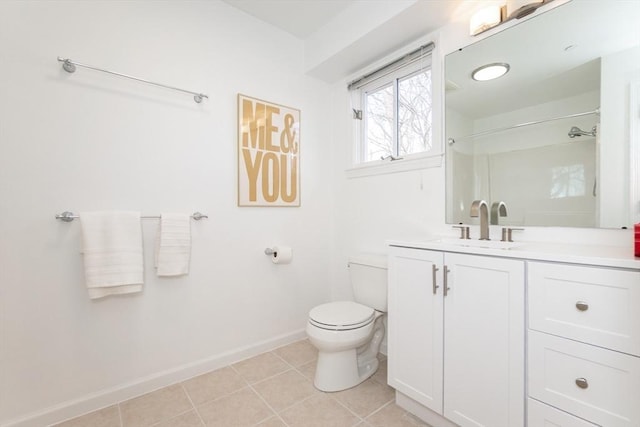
[[80, 211, 144, 299], [155, 213, 191, 276]]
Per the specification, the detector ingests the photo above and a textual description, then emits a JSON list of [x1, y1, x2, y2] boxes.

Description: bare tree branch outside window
[[399, 70, 432, 155], [364, 69, 432, 162], [366, 84, 393, 161]]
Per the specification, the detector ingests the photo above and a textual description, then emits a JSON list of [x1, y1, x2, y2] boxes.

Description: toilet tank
[[349, 254, 388, 312]]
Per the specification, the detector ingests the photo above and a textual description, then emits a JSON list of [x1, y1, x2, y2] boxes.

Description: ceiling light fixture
[[471, 63, 510, 81]]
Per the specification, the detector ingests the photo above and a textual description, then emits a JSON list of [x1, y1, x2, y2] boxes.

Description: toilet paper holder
[[264, 248, 276, 256]]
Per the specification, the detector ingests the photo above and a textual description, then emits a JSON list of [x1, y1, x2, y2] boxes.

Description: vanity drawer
[[528, 261, 640, 356], [529, 330, 640, 427], [528, 398, 597, 427]]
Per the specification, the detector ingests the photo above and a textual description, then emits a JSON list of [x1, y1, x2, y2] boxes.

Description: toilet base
[[311, 315, 385, 392]]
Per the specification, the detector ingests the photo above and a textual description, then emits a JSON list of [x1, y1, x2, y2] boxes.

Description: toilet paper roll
[[271, 246, 292, 264]]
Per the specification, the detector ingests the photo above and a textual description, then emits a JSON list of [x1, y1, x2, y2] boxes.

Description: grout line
[[232, 361, 296, 387], [246, 380, 291, 427], [117, 403, 124, 427], [326, 392, 365, 425], [363, 399, 395, 422], [179, 383, 206, 427], [270, 348, 299, 370]]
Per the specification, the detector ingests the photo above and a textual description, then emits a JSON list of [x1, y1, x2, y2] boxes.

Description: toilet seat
[[309, 301, 375, 331]]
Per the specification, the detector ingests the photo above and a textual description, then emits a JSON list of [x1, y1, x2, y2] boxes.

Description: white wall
[[0, 1, 333, 425]]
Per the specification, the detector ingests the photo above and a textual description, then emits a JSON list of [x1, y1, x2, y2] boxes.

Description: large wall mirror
[[445, 0, 640, 229]]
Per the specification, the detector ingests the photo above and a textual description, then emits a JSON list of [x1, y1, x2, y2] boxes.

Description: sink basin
[[436, 238, 524, 250]]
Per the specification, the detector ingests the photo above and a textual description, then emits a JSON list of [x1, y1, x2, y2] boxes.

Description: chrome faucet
[[470, 200, 490, 240], [490, 201, 508, 225]]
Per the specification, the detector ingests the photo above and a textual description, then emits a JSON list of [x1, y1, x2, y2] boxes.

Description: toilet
[[306, 254, 388, 392]]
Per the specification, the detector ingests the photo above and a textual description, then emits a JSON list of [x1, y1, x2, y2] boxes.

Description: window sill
[[345, 153, 443, 179]]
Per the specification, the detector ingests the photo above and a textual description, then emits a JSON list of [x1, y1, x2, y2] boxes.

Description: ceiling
[[220, 0, 356, 39], [220, 0, 467, 81]]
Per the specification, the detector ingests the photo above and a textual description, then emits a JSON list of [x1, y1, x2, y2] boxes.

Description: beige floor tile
[[232, 352, 290, 384], [254, 416, 288, 427], [151, 410, 203, 427], [120, 384, 192, 427], [296, 359, 317, 382], [280, 394, 360, 427], [53, 405, 121, 427], [366, 402, 431, 427], [332, 378, 395, 418], [273, 339, 317, 367], [371, 358, 388, 385], [197, 387, 274, 427], [252, 369, 317, 412], [182, 366, 246, 405]]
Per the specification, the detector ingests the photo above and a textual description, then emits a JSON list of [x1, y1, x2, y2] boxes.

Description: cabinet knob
[[576, 301, 589, 311], [575, 378, 589, 389]]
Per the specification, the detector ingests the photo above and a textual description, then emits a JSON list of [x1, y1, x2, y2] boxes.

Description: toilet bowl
[[306, 254, 388, 392]]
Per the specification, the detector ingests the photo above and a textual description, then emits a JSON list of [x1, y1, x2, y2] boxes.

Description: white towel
[[80, 211, 144, 299], [155, 213, 191, 276]]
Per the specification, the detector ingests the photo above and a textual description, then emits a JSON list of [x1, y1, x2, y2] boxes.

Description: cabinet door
[[443, 253, 525, 427], [388, 246, 444, 414]]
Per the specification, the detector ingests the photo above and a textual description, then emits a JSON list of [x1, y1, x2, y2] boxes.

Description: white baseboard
[[2, 329, 307, 427]]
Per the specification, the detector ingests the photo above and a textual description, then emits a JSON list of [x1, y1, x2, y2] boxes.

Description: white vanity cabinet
[[527, 261, 640, 427], [387, 246, 525, 427]]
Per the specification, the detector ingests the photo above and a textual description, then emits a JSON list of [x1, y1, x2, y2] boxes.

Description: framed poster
[[237, 94, 300, 207]]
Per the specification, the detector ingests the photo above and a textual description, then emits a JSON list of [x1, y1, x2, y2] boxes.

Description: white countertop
[[387, 238, 640, 270]]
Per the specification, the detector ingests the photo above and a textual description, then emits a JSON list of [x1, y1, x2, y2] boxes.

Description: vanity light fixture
[[469, 5, 504, 36], [470, 0, 554, 36], [471, 63, 510, 81], [506, 0, 544, 19]]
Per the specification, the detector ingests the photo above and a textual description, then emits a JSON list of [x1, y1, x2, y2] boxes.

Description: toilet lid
[[309, 301, 375, 330]]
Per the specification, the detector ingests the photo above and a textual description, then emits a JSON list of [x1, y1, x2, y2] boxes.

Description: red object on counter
[[635, 224, 640, 257]]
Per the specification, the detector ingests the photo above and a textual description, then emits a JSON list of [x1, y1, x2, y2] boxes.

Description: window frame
[[359, 60, 432, 163], [347, 42, 442, 178]]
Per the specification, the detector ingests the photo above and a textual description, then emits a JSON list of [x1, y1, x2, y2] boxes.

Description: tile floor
[[53, 339, 431, 427]]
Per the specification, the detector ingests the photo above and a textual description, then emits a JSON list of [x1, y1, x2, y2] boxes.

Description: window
[[550, 164, 586, 199], [350, 43, 435, 167]]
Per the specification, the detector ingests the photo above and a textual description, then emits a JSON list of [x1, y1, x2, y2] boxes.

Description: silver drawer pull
[[575, 378, 589, 389], [576, 301, 589, 311], [443, 266, 451, 297], [432, 264, 440, 295]]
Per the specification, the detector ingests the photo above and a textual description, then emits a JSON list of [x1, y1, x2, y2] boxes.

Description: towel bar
[[55, 211, 208, 222]]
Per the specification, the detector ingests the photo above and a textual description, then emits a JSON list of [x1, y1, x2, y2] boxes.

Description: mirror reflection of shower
[[568, 125, 597, 138]]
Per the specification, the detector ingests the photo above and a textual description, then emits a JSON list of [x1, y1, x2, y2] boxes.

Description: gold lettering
[[280, 154, 297, 203], [280, 113, 298, 154], [242, 148, 262, 201], [265, 105, 281, 152], [241, 100, 266, 149], [261, 152, 279, 202]]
